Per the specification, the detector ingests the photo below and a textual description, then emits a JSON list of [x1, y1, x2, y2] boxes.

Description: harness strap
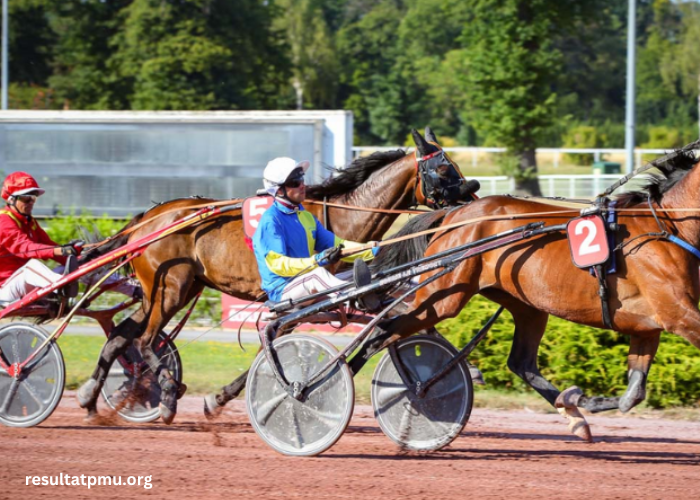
[[667, 235, 700, 260], [593, 264, 613, 329], [415, 150, 442, 163], [322, 196, 328, 230]]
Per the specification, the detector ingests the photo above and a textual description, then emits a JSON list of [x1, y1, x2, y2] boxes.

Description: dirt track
[[3, 393, 700, 500]]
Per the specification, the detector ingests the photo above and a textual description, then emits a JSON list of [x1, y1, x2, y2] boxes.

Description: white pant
[[280, 268, 347, 302], [0, 259, 138, 303]]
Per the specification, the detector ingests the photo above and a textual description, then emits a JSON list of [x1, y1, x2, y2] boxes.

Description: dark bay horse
[[362, 150, 700, 440], [77, 128, 476, 424]]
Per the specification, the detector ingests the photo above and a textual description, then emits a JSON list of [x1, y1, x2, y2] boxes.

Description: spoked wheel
[[246, 334, 354, 456], [371, 334, 473, 451], [101, 331, 182, 423], [0, 323, 65, 428]]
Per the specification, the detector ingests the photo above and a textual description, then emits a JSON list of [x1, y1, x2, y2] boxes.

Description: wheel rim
[[101, 332, 182, 423], [0, 323, 65, 427], [371, 335, 472, 451], [246, 334, 354, 456]]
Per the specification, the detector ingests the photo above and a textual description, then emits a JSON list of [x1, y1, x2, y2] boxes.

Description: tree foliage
[[4, 0, 699, 154]]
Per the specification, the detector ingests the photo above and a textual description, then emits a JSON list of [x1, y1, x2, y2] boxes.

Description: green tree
[[659, 1, 700, 137], [274, 0, 339, 109], [109, 0, 289, 110], [4, 0, 59, 108], [49, 0, 132, 109], [397, 0, 471, 140], [456, 0, 600, 195], [336, 1, 407, 144]]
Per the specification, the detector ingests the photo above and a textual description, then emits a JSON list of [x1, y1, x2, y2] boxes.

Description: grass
[[57, 334, 700, 421], [59, 334, 380, 404]]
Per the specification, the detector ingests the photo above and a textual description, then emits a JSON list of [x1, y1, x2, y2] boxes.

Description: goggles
[[15, 194, 38, 203]]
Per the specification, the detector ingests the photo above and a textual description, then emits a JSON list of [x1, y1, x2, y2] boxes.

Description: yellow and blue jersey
[[252, 200, 373, 301]]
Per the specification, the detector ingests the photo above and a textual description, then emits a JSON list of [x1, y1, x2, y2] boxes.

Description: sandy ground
[[3, 392, 700, 500]]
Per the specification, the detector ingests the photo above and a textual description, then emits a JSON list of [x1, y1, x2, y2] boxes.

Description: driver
[[0, 171, 139, 304], [253, 157, 379, 304]]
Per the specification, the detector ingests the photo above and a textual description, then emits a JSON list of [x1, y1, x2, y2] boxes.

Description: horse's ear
[[412, 129, 430, 156], [424, 126, 439, 145]]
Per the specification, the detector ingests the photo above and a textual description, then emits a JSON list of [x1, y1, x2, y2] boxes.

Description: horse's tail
[[79, 212, 145, 265], [372, 210, 448, 273]]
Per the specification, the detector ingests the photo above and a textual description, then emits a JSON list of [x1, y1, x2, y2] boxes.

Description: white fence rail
[[474, 174, 626, 199], [352, 146, 671, 171], [352, 146, 686, 198]]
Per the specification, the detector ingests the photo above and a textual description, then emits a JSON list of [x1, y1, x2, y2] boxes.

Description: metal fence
[[473, 174, 629, 198], [352, 146, 671, 171], [0, 110, 353, 216], [352, 146, 683, 199]]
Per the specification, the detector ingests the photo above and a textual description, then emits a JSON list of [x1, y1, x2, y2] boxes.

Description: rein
[[83, 198, 245, 251], [342, 205, 700, 258], [305, 199, 429, 215]]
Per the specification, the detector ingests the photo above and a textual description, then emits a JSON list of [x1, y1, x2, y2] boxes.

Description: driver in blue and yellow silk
[[253, 157, 379, 303]]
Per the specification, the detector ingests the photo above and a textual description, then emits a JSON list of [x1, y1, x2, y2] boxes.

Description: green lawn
[[59, 334, 381, 404]]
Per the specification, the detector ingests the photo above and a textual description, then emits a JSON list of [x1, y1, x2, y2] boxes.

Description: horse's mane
[[615, 150, 698, 207], [371, 210, 449, 273], [305, 150, 406, 200]]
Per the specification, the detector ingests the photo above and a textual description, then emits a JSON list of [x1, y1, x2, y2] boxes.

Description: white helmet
[[263, 157, 310, 196]]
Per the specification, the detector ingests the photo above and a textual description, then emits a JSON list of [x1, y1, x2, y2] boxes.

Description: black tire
[[246, 334, 355, 456], [371, 334, 473, 451], [100, 331, 182, 423], [0, 323, 65, 428]]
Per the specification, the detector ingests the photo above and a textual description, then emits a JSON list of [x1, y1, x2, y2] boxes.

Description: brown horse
[[76, 128, 477, 424], [360, 150, 700, 440]]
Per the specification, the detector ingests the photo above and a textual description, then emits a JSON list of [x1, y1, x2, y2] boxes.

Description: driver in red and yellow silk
[[0, 172, 137, 304]]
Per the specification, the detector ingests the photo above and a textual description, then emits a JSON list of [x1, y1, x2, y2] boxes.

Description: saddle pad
[[242, 196, 274, 240], [566, 215, 610, 268]]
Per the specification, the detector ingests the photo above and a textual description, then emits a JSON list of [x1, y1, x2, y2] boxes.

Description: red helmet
[[1, 172, 45, 201]]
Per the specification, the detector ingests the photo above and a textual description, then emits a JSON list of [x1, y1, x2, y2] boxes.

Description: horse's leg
[[575, 333, 661, 413], [620, 333, 660, 412], [203, 367, 251, 419], [578, 299, 700, 414], [136, 269, 199, 425], [497, 297, 593, 442], [76, 309, 146, 418]]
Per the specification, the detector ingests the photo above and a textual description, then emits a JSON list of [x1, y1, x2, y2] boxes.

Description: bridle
[[414, 147, 476, 209]]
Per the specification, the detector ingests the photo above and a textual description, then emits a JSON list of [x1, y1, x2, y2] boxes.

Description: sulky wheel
[[101, 331, 182, 423], [371, 334, 473, 451], [246, 334, 354, 457], [0, 323, 65, 428]]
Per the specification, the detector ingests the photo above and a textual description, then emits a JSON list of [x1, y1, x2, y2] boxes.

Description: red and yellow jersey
[[0, 207, 64, 284]]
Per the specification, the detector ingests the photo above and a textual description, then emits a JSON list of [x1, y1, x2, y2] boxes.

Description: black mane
[[615, 150, 698, 207], [306, 150, 406, 200]]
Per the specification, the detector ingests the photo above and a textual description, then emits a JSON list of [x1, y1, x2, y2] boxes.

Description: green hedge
[[42, 214, 222, 327], [439, 295, 700, 409]]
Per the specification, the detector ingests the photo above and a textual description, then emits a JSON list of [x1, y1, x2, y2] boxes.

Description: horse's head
[[412, 127, 480, 209]]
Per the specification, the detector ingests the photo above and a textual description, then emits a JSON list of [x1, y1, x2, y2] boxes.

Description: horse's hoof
[[557, 406, 593, 443], [159, 378, 180, 425], [203, 394, 223, 420], [555, 385, 583, 409], [468, 365, 486, 386], [177, 382, 188, 400], [619, 370, 646, 413], [83, 409, 101, 425], [159, 404, 176, 425], [76, 379, 98, 408]]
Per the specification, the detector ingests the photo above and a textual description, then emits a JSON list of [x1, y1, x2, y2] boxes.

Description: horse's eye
[[437, 165, 453, 178]]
